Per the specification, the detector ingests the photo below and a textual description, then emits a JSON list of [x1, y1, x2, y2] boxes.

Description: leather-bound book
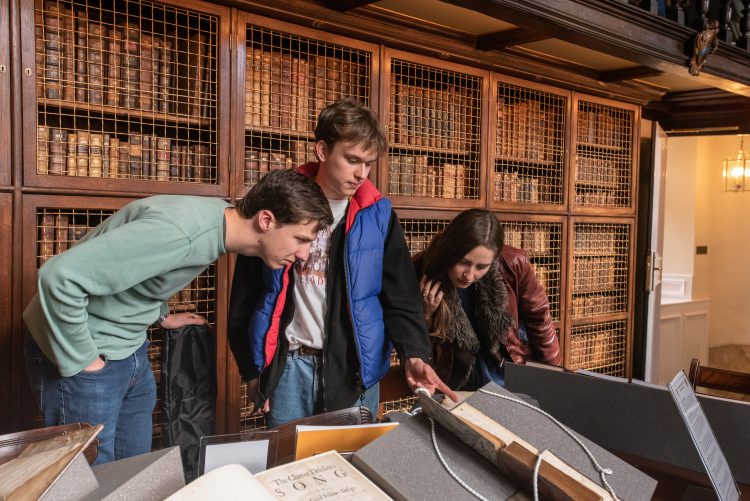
[[48, 128, 67, 175], [128, 134, 142, 178], [75, 131, 89, 177], [106, 28, 121, 107], [86, 22, 104, 105], [37, 126, 49, 174], [156, 137, 171, 181], [66, 133, 77, 176], [109, 137, 119, 178], [88, 133, 103, 177], [139, 35, 154, 111]]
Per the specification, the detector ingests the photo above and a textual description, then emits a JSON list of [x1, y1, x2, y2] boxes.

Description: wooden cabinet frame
[[0, 194, 12, 433], [19, 0, 232, 197], [0, 1, 10, 186], [565, 215, 636, 378]]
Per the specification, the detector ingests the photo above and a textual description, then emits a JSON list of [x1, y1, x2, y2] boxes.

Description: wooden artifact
[[417, 390, 614, 500]]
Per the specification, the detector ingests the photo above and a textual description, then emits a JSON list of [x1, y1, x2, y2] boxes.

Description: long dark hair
[[422, 209, 504, 283]]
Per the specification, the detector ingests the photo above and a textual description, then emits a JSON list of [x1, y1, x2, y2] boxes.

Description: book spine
[[39, 213, 56, 266], [43, 1, 62, 100], [48, 128, 66, 175], [89, 133, 103, 177], [129, 133, 142, 178], [37, 126, 49, 174], [106, 28, 121, 107], [61, 4, 75, 101], [109, 137, 119, 178], [66, 133, 77, 176], [55, 214, 69, 254], [102, 134, 110, 177], [156, 137, 170, 181]]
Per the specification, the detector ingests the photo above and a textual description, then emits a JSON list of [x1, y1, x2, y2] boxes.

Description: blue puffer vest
[[246, 163, 393, 389]]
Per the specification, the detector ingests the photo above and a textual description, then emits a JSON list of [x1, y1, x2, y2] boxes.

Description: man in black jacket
[[229, 100, 455, 427]]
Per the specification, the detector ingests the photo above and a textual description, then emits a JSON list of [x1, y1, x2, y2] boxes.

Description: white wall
[[695, 135, 750, 346], [663, 135, 750, 347]]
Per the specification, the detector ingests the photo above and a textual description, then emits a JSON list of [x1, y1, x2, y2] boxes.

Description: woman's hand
[[420, 275, 444, 326]]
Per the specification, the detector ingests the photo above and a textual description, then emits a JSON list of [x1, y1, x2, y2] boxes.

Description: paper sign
[[668, 370, 740, 501]]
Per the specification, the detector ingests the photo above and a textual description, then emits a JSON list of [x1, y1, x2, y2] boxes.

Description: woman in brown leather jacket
[[413, 209, 561, 390]]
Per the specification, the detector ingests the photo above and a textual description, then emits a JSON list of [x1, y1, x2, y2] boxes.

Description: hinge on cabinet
[[645, 250, 663, 292]]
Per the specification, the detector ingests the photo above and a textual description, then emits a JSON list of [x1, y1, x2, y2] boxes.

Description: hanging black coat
[[161, 323, 216, 482]]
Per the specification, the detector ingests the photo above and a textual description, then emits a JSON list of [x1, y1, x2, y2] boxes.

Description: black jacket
[[228, 210, 430, 412]]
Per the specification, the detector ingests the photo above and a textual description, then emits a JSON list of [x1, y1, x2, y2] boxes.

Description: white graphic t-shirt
[[285, 198, 349, 350]]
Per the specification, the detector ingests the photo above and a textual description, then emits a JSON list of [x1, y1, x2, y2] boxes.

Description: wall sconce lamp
[[723, 135, 749, 192]]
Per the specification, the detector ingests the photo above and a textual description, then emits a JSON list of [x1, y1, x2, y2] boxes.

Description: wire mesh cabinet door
[[20, 0, 231, 196], [571, 94, 640, 217]]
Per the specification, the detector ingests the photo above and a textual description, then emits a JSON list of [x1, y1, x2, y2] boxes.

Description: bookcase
[[233, 13, 379, 198], [380, 48, 488, 210], [21, 0, 231, 196], [20, 194, 228, 445], [0, 1, 9, 187], [6, 0, 643, 438], [566, 218, 635, 376], [0, 195, 12, 434], [490, 75, 569, 213], [232, 14, 379, 431], [571, 94, 639, 215]]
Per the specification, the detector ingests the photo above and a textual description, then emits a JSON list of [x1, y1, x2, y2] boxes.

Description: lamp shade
[[723, 136, 748, 192]]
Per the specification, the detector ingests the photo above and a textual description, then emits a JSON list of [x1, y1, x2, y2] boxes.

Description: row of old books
[[496, 99, 559, 162], [574, 229, 617, 254], [389, 79, 476, 151], [530, 263, 553, 292], [577, 109, 629, 148], [493, 171, 545, 204], [388, 156, 470, 199], [36, 2, 209, 117], [403, 234, 432, 255], [167, 275, 213, 313], [576, 156, 622, 186], [573, 256, 617, 292], [569, 328, 622, 370], [243, 142, 317, 185], [37, 126, 212, 181], [574, 190, 621, 207], [38, 213, 94, 265], [503, 227, 552, 256], [245, 48, 366, 133], [571, 293, 621, 318]]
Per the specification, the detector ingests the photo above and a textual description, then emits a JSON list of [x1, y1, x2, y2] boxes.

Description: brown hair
[[421, 210, 504, 340], [236, 169, 333, 231], [314, 99, 387, 155], [421, 209, 504, 283]]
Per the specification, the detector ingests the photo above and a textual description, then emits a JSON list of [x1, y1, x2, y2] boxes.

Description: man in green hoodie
[[23, 169, 333, 465]]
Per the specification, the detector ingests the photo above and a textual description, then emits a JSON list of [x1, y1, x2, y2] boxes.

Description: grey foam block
[[85, 446, 185, 501], [354, 413, 524, 501], [354, 383, 656, 500], [505, 363, 750, 484], [42, 452, 99, 501]]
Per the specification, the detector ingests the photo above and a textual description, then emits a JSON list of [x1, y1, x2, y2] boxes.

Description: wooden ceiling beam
[[645, 88, 750, 134], [476, 28, 549, 50], [599, 66, 664, 82], [439, 0, 750, 97], [322, 0, 377, 12]]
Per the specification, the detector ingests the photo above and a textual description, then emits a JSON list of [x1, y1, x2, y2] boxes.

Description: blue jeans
[[265, 349, 380, 428], [24, 335, 156, 465]]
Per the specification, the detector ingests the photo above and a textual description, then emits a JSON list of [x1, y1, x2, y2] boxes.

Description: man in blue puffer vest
[[229, 99, 456, 427]]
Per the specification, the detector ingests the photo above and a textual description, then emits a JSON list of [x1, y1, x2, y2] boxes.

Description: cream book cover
[[256, 450, 391, 500]]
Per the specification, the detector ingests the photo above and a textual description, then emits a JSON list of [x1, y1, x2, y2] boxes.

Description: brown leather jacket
[[498, 245, 561, 366]]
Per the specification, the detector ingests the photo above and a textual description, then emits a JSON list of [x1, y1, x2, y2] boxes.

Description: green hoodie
[[23, 195, 231, 377]]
